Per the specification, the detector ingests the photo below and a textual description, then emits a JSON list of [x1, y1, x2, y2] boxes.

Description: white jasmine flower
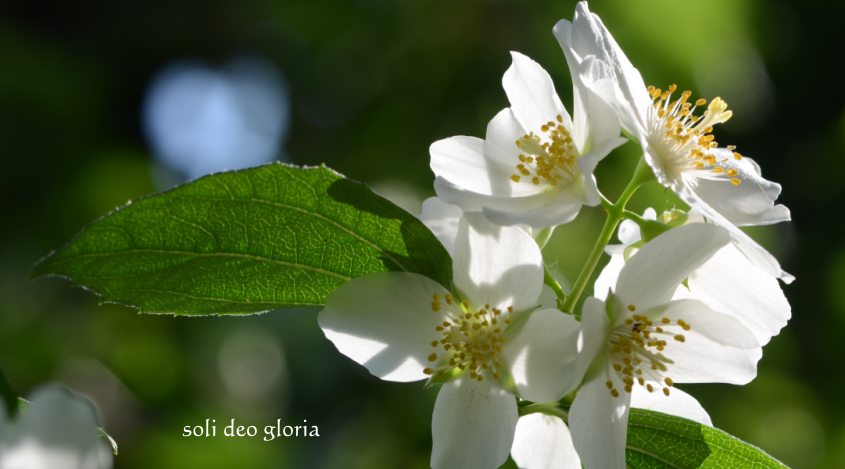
[[0, 386, 113, 469], [595, 209, 791, 346], [319, 214, 580, 469], [430, 52, 625, 229], [571, 223, 761, 469], [554, 2, 791, 281]]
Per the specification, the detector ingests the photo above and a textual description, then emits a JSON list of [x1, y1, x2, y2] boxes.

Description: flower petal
[[453, 214, 543, 310], [482, 187, 590, 229], [483, 108, 554, 197], [431, 378, 518, 469], [573, 296, 611, 384], [631, 385, 712, 426], [430, 135, 514, 196], [593, 252, 624, 300], [569, 372, 631, 469], [690, 150, 790, 226], [554, 19, 624, 153], [554, 3, 651, 137], [615, 223, 729, 310], [502, 308, 581, 402], [643, 299, 760, 385], [319, 272, 448, 382], [502, 52, 570, 135], [420, 197, 463, 255], [511, 413, 581, 469], [679, 242, 790, 346], [679, 186, 792, 282]]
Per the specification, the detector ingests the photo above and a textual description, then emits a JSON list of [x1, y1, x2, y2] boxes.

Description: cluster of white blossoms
[[318, 2, 792, 468]]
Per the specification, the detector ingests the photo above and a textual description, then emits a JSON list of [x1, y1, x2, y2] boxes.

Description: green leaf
[[32, 163, 452, 315], [627, 408, 787, 468]]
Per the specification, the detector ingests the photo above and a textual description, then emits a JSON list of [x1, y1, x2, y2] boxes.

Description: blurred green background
[[0, 0, 841, 467]]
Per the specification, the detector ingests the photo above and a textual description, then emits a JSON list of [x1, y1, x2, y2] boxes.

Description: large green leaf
[[627, 408, 787, 468], [32, 163, 452, 315]]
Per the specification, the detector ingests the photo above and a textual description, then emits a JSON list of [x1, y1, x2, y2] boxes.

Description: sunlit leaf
[[627, 408, 786, 468], [33, 163, 451, 315]]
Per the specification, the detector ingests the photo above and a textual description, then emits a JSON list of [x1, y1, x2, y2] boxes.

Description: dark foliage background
[[1, 0, 842, 467]]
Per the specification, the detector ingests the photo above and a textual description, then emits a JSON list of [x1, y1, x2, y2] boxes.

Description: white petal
[[643, 299, 760, 385], [631, 386, 712, 426], [453, 214, 543, 310], [431, 379, 517, 469], [553, 18, 622, 154], [502, 52, 570, 135], [483, 108, 553, 198], [690, 150, 790, 227], [319, 272, 448, 382], [420, 197, 463, 255], [434, 177, 572, 223], [573, 297, 611, 384], [511, 414, 581, 469], [593, 252, 624, 300], [681, 242, 790, 345], [483, 187, 589, 229], [569, 372, 630, 469], [555, 3, 651, 137], [430, 135, 514, 196], [617, 217, 642, 246], [502, 308, 581, 402], [615, 223, 729, 310], [678, 186, 792, 282]]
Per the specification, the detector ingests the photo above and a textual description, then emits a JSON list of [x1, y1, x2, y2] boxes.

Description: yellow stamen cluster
[[510, 114, 578, 186], [647, 84, 743, 186], [423, 293, 512, 382], [605, 306, 692, 398]]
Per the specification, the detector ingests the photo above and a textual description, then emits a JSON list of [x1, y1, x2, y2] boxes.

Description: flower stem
[[543, 264, 568, 311], [564, 158, 651, 318], [518, 402, 569, 420]]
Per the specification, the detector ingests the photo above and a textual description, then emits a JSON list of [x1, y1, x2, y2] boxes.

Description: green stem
[[543, 264, 568, 311], [518, 403, 569, 420], [564, 158, 651, 317]]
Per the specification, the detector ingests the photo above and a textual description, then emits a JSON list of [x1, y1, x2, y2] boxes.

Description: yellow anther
[[730, 178, 742, 186], [663, 388, 671, 396], [423, 367, 433, 375], [611, 389, 620, 398], [695, 98, 707, 106], [674, 334, 686, 342], [627, 304, 636, 312], [428, 353, 438, 362], [726, 169, 737, 177]]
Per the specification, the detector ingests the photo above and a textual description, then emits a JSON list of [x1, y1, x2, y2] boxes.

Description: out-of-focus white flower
[[0, 386, 112, 469]]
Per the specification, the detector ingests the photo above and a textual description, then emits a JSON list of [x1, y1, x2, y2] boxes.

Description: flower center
[[604, 305, 692, 398], [423, 293, 512, 382], [510, 114, 579, 186], [646, 84, 744, 185]]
